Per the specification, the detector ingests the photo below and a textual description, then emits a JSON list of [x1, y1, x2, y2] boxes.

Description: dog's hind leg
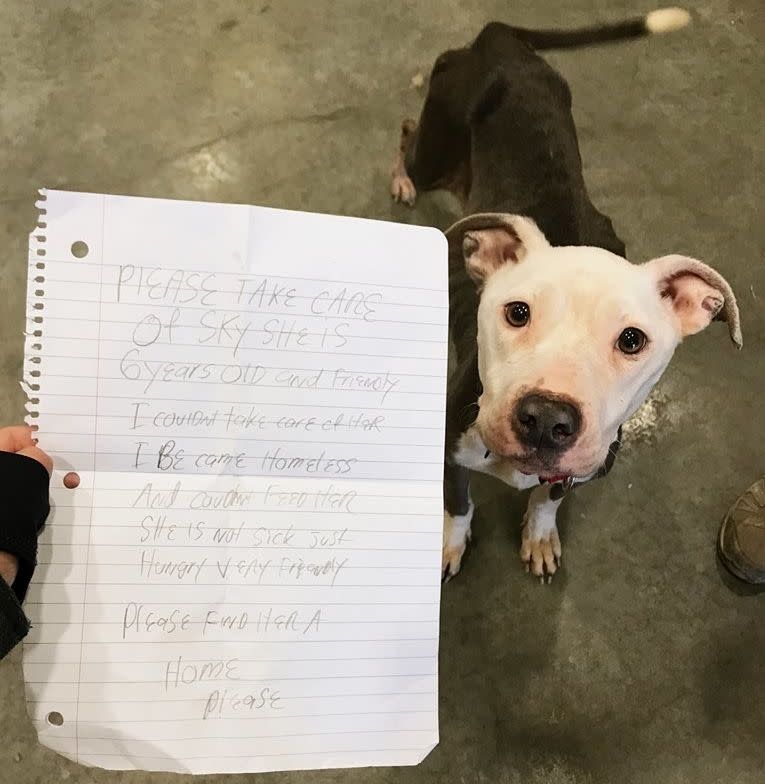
[[390, 118, 418, 205], [390, 48, 474, 208], [442, 460, 473, 581]]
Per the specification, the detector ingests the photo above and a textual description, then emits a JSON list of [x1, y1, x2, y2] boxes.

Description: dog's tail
[[510, 7, 691, 51]]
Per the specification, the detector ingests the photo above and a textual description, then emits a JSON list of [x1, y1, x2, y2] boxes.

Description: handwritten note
[[22, 190, 448, 774]]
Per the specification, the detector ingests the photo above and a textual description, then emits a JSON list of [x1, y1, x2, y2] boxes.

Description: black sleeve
[[0, 579, 31, 658], [0, 451, 51, 604]]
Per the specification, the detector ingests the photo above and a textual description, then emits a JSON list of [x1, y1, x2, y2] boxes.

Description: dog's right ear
[[445, 213, 549, 285]]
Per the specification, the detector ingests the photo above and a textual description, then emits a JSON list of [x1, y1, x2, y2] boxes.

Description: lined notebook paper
[[22, 190, 448, 775]]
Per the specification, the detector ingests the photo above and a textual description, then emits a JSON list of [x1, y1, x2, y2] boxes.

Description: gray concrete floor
[[1, 1, 763, 783]]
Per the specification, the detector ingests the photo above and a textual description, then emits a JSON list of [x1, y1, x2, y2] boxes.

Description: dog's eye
[[617, 327, 647, 355], [505, 301, 530, 327]]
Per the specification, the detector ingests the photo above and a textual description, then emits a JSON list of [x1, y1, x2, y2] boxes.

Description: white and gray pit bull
[[390, 9, 743, 581]]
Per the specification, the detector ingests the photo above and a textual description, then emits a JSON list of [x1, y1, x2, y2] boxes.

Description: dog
[[390, 8, 743, 581]]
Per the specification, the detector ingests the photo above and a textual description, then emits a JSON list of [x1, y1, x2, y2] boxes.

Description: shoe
[[717, 477, 765, 584]]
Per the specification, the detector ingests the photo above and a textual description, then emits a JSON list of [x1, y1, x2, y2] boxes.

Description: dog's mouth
[[513, 453, 569, 479], [478, 426, 555, 473], [490, 444, 613, 483], [483, 445, 570, 479], [481, 431, 606, 480]]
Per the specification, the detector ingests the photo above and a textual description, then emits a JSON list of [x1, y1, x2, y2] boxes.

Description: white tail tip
[[645, 7, 691, 34]]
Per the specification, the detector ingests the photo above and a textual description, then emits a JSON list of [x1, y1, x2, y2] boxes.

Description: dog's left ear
[[645, 254, 742, 348], [445, 213, 549, 285]]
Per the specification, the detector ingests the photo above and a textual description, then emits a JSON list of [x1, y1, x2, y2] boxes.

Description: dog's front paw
[[390, 173, 417, 206], [442, 504, 473, 582], [443, 528, 472, 582], [442, 540, 467, 582], [521, 516, 561, 583]]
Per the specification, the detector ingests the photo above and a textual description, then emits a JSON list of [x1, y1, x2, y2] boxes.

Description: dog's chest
[[451, 425, 539, 490]]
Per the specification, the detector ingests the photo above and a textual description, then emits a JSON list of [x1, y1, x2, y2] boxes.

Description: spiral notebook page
[[22, 190, 448, 775]]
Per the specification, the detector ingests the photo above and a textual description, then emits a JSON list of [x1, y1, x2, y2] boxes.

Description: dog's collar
[[540, 475, 575, 500], [539, 474, 570, 485], [539, 475, 575, 500]]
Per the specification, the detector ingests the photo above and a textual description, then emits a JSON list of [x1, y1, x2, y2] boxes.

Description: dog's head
[[446, 213, 742, 480]]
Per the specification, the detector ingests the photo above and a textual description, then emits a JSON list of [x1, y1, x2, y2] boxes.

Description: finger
[[17, 445, 54, 476], [0, 425, 36, 452]]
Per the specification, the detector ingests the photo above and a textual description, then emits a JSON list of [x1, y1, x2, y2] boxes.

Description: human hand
[[0, 425, 53, 473]]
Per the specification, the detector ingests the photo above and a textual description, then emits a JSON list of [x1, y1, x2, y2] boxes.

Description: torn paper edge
[[22, 189, 48, 428]]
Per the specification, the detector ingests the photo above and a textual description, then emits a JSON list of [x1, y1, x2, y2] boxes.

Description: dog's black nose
[[513, 393, 581, 451]]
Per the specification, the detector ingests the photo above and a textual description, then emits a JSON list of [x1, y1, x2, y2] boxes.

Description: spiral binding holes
[[23, 190, 48, 427]]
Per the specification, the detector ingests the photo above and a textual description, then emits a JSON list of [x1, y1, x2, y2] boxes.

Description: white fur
[[645, 7, 691, 34], [453, 426, 540, 490], [521, 484, 564, 581], [442, 499, 474, 579], [474, 243, 684, 479]]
